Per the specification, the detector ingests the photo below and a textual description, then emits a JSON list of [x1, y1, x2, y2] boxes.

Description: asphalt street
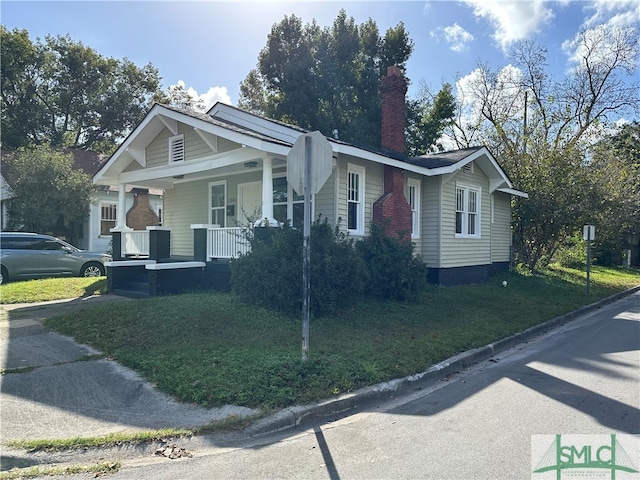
[[30, 289, 639, 480]]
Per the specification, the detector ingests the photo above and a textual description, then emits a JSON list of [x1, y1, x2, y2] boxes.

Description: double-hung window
[[209, 181, 226, 227], [455, 185, 480, 237], [406, 178, 420, 239], [273, 176, 305, 228], [100, 203, 117, 236], [347, 164, 365, 235]]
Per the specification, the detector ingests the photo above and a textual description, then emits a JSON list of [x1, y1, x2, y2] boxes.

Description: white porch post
[[112, 184, 131, 231], [255, 157, 279, 227]]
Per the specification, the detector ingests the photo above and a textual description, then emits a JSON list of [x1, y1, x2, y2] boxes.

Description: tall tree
[[240, 11, 421, 151], [1, 27, 161, 154], [153, 82, 206, 111], [446, 25, 640, 270], [587, 122, 640, 265], [406, 82, 456, 155], [3, 145, 95, 236]]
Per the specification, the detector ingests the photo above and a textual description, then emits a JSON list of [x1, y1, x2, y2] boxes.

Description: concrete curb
[[246, 284, 640, 436]]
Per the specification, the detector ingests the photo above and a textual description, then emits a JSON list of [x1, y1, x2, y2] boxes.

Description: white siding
[[439, 169, 491, 267], [314, 167, 336, 226], [334, 156, 383, 238], [144, 124, 238, 169], [421, 176, 441, 267], [163, 179, 209, 256], [491, 192, 512, 262]]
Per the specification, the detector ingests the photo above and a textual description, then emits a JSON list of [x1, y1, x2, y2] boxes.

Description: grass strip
[[5, 429, 196, 453], [0, 461, 121, 479], [4, 414, 263, 453]]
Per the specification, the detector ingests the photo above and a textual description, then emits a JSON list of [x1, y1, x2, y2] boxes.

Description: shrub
[[230, 217, 368, 316], [553, 234, 587, 269], [355, 222, 428, 301]]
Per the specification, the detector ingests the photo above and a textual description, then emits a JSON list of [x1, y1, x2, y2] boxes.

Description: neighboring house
[[94, 66, 527, 296], [0, 173, 14, 230], [0, 149, 163, 253]]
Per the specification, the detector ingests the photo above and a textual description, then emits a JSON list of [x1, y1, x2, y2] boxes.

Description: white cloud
[[199, 86, 232, 110], [582, 0, 640, 28], [173, 80, 232, 111], [431, 23, 475, 52], [462, 0, 554, 51]]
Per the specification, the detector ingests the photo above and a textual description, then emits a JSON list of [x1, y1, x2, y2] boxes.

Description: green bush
[[355, 222, 428, 301], [230, 218, 368, 316], [553, 233, 587, 269]]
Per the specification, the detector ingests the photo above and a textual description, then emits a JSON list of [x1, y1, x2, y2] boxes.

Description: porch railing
[[121, 230, 150, 257], [207, 227, 250, 259]]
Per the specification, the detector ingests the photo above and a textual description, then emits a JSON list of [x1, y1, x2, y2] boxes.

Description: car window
[[0, 237, 40, 250], [41, 240, 66, 251]]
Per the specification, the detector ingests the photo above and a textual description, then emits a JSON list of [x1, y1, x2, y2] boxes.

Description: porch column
[[255, 157, 279, 227], [112, 184, 131, 231]]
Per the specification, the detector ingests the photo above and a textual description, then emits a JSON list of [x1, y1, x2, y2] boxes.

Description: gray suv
[[0, 232, 111, 284]]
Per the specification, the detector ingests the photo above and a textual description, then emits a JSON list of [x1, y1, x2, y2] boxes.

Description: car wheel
[[81, 262, 104, 278], [0, 266, 7, 285]]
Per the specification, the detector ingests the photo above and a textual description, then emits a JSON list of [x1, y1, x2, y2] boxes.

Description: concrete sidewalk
[[0, 294, 257, 445]]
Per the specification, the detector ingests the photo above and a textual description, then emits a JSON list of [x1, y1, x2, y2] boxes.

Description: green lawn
[[0, 277, 107, 304], [7, 266, 639, 410]]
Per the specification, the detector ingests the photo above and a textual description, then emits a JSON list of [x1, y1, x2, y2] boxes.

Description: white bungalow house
[[0, 149, 162, 252], [1, 172, 14, 230], [94, 67, 526, 296]]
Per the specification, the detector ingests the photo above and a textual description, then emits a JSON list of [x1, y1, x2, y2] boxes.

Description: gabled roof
[[95, 102, 527, 197]]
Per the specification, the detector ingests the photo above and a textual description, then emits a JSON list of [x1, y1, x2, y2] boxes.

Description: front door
[[237, 181, 262, 225]]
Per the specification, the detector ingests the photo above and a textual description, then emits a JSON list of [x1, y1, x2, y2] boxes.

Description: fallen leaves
[[155, 444, 193, 459]]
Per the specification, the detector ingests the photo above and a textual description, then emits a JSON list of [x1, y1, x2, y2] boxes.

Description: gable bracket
[[125, 147, 146, 167], [158, 115, 179, 136], [489, 178, 506, 193], [194, 128, 219, 153]]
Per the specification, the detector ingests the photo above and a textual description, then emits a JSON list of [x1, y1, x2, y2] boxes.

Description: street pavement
[[0, 288, 638, 477]]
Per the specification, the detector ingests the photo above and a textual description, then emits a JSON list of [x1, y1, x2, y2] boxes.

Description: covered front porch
[[106, 224, 253, 297]]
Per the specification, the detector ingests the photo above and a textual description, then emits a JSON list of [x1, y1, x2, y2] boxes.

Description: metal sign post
[[583, 225, 595, 295], [287, 132, 332, 361], [301, 136, 311, 361]]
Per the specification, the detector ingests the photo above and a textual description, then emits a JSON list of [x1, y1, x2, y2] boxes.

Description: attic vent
[[462, 162, 474, 173], [169, 134, 185, 163]]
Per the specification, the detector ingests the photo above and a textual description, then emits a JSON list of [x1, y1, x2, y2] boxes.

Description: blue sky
[[2, 0, 638, 111]]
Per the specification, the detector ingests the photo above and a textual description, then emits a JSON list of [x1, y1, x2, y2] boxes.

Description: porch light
[[244, 161, 258, 168]]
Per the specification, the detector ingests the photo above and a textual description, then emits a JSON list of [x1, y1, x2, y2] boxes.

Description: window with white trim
[[169, 134, 185, 163], [406, 178, 420, 239], [273, 175, 305, 228], [347, 164, 365, 235], [100, 203, 117, 236], [455, 185, 480, 237], [209, 181, 226, 227]]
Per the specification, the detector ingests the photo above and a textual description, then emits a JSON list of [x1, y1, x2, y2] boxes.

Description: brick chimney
[[126, 188, 160, 230], [380, 65, 407, 155], [373, 66, 412, 240]]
